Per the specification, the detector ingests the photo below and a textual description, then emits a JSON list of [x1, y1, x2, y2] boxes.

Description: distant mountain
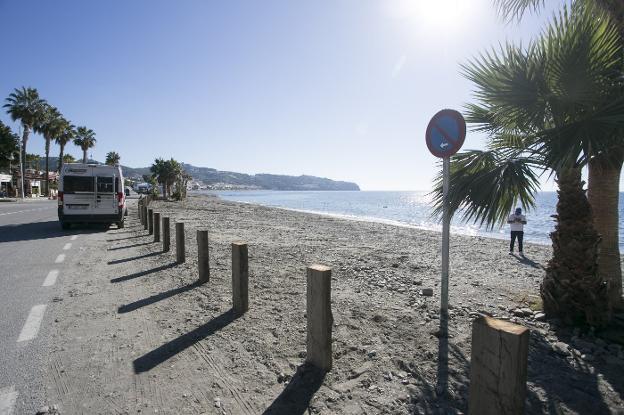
[[180, 163, 360, 191], [31, 158, 360, 191]]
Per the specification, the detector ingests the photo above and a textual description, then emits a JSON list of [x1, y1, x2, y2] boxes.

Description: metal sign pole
[[441, 156, 450, 313]]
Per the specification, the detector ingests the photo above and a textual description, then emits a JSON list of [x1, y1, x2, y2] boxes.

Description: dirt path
[[43, 196, 624, 414]]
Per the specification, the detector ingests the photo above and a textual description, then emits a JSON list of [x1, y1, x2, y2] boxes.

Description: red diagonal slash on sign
[[434, 122, 458, 147]]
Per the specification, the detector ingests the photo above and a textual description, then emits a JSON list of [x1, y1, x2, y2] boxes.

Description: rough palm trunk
[[44, 136, 50, 197], [588, 155, 623, 308], [58, 143, 65, 171], [82, 148, 87, 163], [542, 168, 610, 327]]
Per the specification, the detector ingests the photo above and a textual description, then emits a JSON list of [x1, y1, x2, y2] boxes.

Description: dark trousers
[[510, 231, 524, 252]]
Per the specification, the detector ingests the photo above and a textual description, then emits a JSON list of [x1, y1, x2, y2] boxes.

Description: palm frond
[[494, 0, 546, 21], [429, 150, 542, 229]]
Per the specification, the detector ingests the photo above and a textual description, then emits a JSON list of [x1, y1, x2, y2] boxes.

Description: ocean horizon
[[195, 190, 624, 250]]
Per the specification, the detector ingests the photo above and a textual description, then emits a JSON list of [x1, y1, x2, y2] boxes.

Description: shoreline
[[205, 191, 552, 248]]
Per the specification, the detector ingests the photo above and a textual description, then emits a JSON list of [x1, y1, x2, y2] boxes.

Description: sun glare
[[384, 0, 475, 36]]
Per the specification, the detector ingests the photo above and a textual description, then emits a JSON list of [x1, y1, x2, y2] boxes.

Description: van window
[[115, 177, 120, 193], [63, 176, 94, 193], [97, 176, 114, 193]]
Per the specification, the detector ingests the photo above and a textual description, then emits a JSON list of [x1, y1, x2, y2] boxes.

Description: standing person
[[508, 207, 527, 256]]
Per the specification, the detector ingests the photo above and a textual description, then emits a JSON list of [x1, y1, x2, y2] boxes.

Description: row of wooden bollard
[[138, 202, 333, 370], [136, 201, 530, 406]]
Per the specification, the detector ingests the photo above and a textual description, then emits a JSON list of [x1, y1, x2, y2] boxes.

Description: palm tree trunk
[[588, 155, 624, 308], [21, 126, 29, 197], [58, 143, 65, 171], [45, 137, 50, 197], [542, 167, 609, 326], [83, 148, 87, 163]]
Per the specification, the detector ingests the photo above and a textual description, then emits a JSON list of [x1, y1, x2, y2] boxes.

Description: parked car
[[57, 163, 127, 229]]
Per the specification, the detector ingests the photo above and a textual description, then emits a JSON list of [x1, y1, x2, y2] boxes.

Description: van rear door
[[94, 175, 117, 215], [63, 173, 95, 214]]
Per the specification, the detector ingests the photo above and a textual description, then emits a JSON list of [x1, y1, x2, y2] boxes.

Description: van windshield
[[63, 176, 94, 193]]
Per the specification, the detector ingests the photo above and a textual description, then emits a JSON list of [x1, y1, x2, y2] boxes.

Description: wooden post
[[162, 217, 170, 252], [138, 200, 142, 219], [232, 242, 249, 314], [176, 222, 185, 263], [153, 212, 161, 242], [197, 230, 209, 283], [306, 264, 333, 371], [143, 205, 148, 230], [148, 209, 154, 235], [468, 316, 529, 415]]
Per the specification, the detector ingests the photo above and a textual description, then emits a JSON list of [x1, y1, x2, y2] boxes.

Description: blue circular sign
[[425, 109, 466, 158]]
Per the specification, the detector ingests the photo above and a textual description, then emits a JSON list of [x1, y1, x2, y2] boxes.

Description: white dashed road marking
[[0, 385, 18, 415], [70, 235, 78, 241], [63, 243, 72, 250], [54, 254, 65, 264], [43, 270, 59, 287], [17, 305, 47, 343]]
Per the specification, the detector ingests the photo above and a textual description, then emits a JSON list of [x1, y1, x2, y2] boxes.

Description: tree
[[542, 169, 609, 326], [62, 154, 76, 164], [495, 0, 624, 308], [150, 158, 185, 199], [35, 104, 65, 196], [56, 120, 75, 171], [3, 87, 47, 194], [105, 151, 120, 166], [432, 6, 623, 324], [0, 120, 19, 171], [73, 126, 96, 163]]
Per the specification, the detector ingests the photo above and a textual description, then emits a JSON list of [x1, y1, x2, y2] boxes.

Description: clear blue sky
[[1, 0, 562, 190]]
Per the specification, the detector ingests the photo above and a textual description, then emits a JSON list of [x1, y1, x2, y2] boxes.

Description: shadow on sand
[[106, 234, 146, 242], [511, 253, 544, 269], [133, 309, 239, 374], [108, 241, 154, 251], [262, 363, 326, 415], [110, 262, 177, 283], [118, 281, 202, 313], [108, 250, 162, 265]]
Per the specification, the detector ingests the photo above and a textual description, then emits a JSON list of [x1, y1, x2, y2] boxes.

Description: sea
[[198, 190, 624, 250]]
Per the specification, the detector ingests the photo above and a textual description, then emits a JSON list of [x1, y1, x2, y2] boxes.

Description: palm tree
[[35, 105, 66, 196], [150, 158, 182, 199], [432, 6, 623, 324], [3, 87, 47, 195], [0, 120, 19, 172], [73, 126, 96, 163], [105, 151, 120, 166], [56, 121, 75, 171], [62, 154, 76, 164], [495, 0, 624, 307]]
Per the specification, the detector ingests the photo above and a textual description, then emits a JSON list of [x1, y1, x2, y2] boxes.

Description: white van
[[58, 163, 127, 229]]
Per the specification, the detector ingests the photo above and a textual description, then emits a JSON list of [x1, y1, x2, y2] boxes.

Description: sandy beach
[[44, 195, 624, 414]]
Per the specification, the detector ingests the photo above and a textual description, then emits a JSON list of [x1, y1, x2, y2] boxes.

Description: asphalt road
[[0, 199, 84, 414]]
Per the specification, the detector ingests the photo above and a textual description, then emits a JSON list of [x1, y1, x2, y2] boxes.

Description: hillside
[[181, 163, 360, 191], [32, 158, 360, 191]]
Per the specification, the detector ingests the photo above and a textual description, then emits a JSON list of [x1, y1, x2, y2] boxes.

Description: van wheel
[[118, 221, 125, 229], [60, 221, 70, 230]]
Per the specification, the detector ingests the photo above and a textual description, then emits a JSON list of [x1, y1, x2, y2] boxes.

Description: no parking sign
[[426, 109, 466, 158], [425, 109, 466, 313]]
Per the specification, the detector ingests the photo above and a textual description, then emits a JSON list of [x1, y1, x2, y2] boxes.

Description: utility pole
[[18, 126, 24, 199]]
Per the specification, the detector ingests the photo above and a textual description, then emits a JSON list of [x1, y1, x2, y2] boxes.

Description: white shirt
[[508, 214, 526, 232]]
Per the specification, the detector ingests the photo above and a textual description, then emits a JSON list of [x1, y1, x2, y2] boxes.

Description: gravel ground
[[43, 195, 624, 414]]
